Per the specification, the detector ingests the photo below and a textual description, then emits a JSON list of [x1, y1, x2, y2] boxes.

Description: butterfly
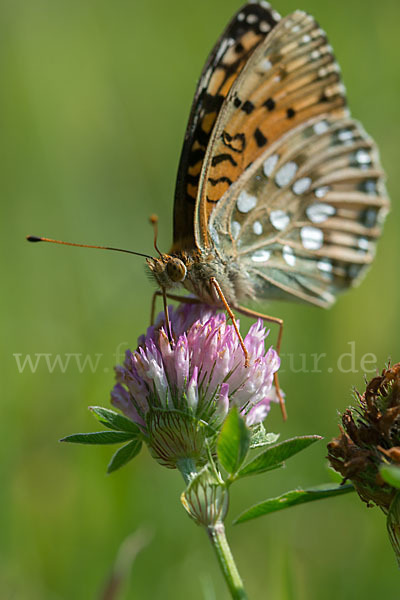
[[28, 2, 389, 418], [146, 1, 389, 416]]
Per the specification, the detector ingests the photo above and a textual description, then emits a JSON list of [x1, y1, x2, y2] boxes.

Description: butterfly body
[[148, 1, 388, 333], [148, 247, 252, 308]]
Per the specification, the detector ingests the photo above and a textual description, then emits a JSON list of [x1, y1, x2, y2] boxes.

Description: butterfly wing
[[195, 10, 388, 306], [172, 1, 281, 252], [208, 114, 388, 307], [196, 10, 350, 244]]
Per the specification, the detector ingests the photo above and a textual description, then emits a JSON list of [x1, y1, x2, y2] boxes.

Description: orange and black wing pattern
[[197, 11, 349, 244], [171, 1, 281, 252]]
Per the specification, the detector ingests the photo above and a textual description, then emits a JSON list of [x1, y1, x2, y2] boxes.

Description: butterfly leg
[[209, 277, 249, 368], [235, 304, 286, 421], [150, 290, 202, 325]]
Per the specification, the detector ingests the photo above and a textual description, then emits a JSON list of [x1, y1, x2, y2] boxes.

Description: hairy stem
[[207, 521, 248, 600]]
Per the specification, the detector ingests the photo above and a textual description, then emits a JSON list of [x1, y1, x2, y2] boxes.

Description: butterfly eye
[[166, 258, 187, 282]]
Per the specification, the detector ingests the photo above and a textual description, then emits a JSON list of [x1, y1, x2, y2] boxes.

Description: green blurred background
[[2, 0, 399, 598]]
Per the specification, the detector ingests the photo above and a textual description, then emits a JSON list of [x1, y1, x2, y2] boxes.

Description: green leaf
[[89, 406, 140, 434], [217, 407, 250, 475], [60, 431, 135, 445], [237, 435, 322, 479], [326, 465, 344, 484], [233, 483, 355, 524], [380, 465, 400, 489], [107, 439, 142, 473]]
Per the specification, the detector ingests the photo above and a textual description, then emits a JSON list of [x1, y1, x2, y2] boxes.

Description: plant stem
[[387, 492, 400, 568], [177, 459, 248, 598], [207, 521, 248, 600]]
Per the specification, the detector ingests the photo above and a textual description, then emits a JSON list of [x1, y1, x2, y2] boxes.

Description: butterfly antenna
[[26, 235, 153, 260], [149, 214, 163, 258]]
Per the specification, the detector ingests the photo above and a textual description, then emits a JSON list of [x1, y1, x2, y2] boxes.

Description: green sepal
[[237, 435, 322, 479], [107, 439, 142, 473], [233, 483, 354, 524], [181, 465, 228, 526], [217, 407, 250, 476], [60, 431, 135, 445], [380, 465, 400, 489], [89, 406, 141, 434]]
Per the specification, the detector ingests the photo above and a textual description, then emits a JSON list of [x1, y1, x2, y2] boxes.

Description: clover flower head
[[111, 304, 280, 468]]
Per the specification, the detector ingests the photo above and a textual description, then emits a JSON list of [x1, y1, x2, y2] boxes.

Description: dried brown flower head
[[328, 362, 400, 511]]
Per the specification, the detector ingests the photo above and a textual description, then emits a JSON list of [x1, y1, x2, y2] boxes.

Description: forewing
[[196, 10, 349, 245], [208, 114, 389, 307], [172, 1, 281, 251]]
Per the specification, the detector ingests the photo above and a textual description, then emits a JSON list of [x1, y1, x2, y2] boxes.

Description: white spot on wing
[[314, 186, 330, 198], [260, 58, 272, 71], [270, 210, 290, 231], [283, 245, 296, 267], [358, 237, 369, 251], [263, 154, 279, 177], [252, 249, 271, 263], [302, 34, 311, 43], [338, 129, 353, 143], [246, 14, 258, 24], [301, 226, 324, 250], [237, 191, 257, 213], [314, 120, 329, 135], [275, 161, 298, 187], [306, 203, 335, 223], [259, 21, 271, 33], [355, 149, 371, 165], [293, 177, 312, 195], [253, 221, 263, 235], [231, 221, 241, 240], [318, 259, 333, 276]]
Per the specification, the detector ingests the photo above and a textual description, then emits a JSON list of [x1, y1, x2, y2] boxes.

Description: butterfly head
[[147, 254, 187, 290]]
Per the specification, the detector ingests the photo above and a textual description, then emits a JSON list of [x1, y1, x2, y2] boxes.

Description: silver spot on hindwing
[[337, 129, 354, 144], [231, 221, 241, 240], [263, 154, 279, 177], [314, 186, 330, 199], [252, 249, 271, 263], [275, 161, 298, 187], [237, 191, 257, 213], [270, 210, 290, 231], [260, 58, 272, 71], [318, 258, 333, 275], [283, 245, 296, 267], [306, 203, 336, 223], [313, 120, 329, 135], [301, 226, 324, 250], [353, 149, 372, 167], [293, 177, 312, 195], [253, 221, 263, 235]]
